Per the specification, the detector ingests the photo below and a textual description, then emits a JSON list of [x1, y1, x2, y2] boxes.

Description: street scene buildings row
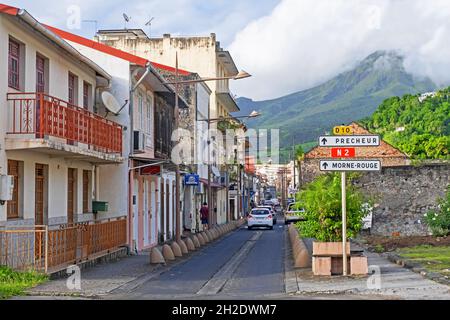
[[0, 4, 259, 271]]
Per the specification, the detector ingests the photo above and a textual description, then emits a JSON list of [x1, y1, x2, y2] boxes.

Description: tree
[[295, 173, 371, 242]]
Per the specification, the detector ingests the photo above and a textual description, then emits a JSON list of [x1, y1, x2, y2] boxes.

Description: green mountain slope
[[236, 51, 437, 147], [361, 88, 450, 159]]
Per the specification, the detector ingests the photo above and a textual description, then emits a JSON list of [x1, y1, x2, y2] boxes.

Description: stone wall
[[352, 163, 450, 236]]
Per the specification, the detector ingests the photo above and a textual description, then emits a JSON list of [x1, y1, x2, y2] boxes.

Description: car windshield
[[251, 210, 270, 215]]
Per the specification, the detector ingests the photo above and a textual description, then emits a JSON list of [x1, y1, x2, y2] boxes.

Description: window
[[36, 54, 46, 93], [139, 94, 144, 130], [82, 170, 90, 213], [8, 39, 20, 90], [68, 73, 78, 105], [83, 81, 91, 109], [7, 160, 23, 219], [146, 96, 153, 147]]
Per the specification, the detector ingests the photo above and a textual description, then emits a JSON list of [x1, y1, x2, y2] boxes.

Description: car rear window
[[251, 210, 270, 215]]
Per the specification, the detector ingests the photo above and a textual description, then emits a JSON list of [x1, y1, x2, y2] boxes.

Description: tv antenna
[[82, 20, 98, 36], [123, 13, 131, 29], [145, 17, 154, 37]]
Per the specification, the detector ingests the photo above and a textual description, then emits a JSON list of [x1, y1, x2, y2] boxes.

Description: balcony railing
[[7, 92, 122, 154]]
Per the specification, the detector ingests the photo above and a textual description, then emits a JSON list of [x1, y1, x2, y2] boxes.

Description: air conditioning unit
[[196, 183, 204, 194], [134, 130, 145, 153], [0, 175, 14, 204]]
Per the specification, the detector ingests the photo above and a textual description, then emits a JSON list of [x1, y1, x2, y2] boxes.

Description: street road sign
[[319, 160, 381, 172], [184, 174, 200, 186], [331, 147, 355, 158], [333, 125, 353, 135], [318, 135, 380, 147]]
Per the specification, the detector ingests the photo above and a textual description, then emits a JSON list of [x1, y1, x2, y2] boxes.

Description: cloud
[[7, 0, 278, 44], [229, 0, 450, 100]]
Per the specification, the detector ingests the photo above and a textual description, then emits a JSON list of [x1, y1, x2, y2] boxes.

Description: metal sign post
[[341, 171, 347, 276]]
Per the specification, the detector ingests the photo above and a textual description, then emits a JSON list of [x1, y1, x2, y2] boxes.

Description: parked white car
[[247, 208, 274, 230], [284, 202, 306, 225]]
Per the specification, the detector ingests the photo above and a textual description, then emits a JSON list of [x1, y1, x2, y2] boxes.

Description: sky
[[6, 0, 450, 100]]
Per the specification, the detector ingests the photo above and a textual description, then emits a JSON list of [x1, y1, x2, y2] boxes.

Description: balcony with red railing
[[6, 93, 123, 161]]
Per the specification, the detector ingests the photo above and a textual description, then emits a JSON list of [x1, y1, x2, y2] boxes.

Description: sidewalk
[[24, 252, 160, 298], [289, 241, 450, 300]]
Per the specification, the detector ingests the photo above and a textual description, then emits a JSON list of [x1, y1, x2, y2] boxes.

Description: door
[[35, 164, 47, 260], [67, 168, 76, 224], [150, 180, 157, 245], [35, 164, 45, 225], [133, 178, 139, 251], [166, 183, 170, 239], [143, 179, 150, 247], [160, 180, 165, 243]]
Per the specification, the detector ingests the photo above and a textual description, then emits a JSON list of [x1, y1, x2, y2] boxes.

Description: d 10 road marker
[[320, 160, 381, 172], [333, 125, 353, 135], [318, 135, 380, 147]]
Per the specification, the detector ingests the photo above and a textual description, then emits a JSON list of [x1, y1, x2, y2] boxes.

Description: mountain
[[236, 51, 437, 148]]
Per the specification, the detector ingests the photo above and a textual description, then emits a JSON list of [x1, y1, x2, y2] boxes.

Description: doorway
[[67, 168, 76, 224]]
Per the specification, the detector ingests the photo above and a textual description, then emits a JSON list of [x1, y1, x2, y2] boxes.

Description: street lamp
[[168, 59, 252, 241]]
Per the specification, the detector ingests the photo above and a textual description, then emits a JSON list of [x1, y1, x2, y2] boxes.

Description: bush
[[424, 185, 450, 237], [0, 267, 47, 299], [294, 173, 371, 242]]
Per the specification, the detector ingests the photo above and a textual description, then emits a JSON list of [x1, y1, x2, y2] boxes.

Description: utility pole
[[174, 53, 181, 242], [341, 171, 347, 276]]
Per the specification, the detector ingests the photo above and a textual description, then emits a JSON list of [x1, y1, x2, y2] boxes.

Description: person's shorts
[[201, 218, 208, 224]]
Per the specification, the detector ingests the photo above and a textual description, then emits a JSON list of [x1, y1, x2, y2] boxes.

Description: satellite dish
[[123, 13, 130, 22], [101, 91, 121, 115]]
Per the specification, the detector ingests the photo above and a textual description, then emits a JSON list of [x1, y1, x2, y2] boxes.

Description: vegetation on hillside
[[362, 87, 450, 159], [237, 51, 436, 148]]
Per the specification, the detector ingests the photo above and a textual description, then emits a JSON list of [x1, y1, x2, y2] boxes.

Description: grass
[[398, 245, 450, 276], [0, 266, 48, 299]]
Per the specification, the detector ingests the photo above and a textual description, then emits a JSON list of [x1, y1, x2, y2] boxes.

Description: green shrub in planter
[[294, 172, 371, 242], [424, 185, 450, 237]]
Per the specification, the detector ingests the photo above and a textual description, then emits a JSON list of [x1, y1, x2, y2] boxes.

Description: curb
[[384, 252, 450, 286], [288, 224, 311, 268]]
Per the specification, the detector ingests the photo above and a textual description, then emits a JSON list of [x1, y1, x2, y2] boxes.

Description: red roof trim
[[44, 24, 190, 75], [0, 4, 19, 15], [151, 61, 191, 76], [45, 24, 148, 67]]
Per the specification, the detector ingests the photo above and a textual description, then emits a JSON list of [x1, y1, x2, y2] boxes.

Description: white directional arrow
[[320, 160, 381, 172], [318, 135, 380, 147]]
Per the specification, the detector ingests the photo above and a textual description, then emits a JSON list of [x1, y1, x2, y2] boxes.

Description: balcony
[[6, 93, 123, 163]]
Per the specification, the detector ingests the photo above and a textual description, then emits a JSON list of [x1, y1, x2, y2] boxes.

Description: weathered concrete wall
[[353, 163, 450, 236]]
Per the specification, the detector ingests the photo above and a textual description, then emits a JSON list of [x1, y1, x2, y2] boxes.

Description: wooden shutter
[[7, 160, 20, 219], [83, 170, 89, 213], [36, 55, 45, 93], [8, 39, 20, 90], [68, 73, 76, 104]]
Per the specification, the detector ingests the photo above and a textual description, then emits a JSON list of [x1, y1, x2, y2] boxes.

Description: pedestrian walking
[[200, 202, 209, 230]]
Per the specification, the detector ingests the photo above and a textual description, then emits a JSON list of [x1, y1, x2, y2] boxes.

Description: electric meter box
[[0, 175, 14, 202]]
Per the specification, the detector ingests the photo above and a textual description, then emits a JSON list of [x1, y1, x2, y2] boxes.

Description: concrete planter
[[312, 241, 350, 256]]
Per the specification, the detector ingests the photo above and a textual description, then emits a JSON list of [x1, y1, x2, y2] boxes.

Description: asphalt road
[[113, 218, 286, 300]]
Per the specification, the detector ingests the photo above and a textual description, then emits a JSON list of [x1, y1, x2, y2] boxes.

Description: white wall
[[66, 41, 132, 221], [0, 15, 101, 223]]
